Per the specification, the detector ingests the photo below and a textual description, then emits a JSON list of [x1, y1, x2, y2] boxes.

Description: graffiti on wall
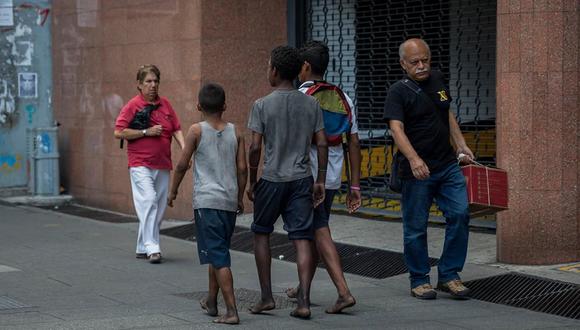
[[36, 132, 51, 153], [0, 79, 16, 124], [0, 3, 50, 126], [25, 103, 35, 124], [6, 23, 33, 66], [0, 154, 22, 172]]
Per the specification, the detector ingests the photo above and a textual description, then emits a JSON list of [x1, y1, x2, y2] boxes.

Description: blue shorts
[[194, 208, 236, 269], [251, 177, 314, 240], [313, 189, 337, 230]]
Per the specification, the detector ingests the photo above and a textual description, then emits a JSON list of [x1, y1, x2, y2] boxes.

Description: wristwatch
[[142, 129, 147, 136]]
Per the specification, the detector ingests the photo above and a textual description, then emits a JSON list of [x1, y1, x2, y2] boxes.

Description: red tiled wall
[[52, 0, 286, 219], [496, 0, 579, 264]]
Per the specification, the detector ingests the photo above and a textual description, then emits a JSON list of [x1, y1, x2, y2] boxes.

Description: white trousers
[[129, 166, 169, 256]]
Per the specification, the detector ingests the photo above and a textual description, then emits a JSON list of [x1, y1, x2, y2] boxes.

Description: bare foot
[[213, 313, 240, 325], [325, 294, 356, 314], [248, 299, 275, 314], [290, 307, 311, 319], [200, 297, 218, 317], [285, 287, 298, 299]]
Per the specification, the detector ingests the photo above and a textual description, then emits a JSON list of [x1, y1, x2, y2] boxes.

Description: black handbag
[[389, 151, 402, 193], [120, 103, 160, 148]]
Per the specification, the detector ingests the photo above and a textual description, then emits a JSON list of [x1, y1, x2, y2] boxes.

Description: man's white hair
[[399, 39, 431, 60]]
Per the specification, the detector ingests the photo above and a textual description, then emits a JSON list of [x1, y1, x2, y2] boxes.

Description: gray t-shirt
[[248, 89, 324, 182]]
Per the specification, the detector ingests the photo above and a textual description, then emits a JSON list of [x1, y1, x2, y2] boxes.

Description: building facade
[[17, 0, 577, 264]]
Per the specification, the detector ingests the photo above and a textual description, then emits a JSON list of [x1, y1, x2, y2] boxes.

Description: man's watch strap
[[142, 129, 147, 136]]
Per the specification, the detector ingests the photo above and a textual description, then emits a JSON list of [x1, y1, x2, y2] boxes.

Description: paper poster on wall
[[18, 72, 37, 99], [0, 0, 14, 26]]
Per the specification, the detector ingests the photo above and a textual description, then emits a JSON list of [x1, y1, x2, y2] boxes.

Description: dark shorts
[[313, 189, 337, 230], [194, 208, 236, 269], [251, 177, 314, 240]]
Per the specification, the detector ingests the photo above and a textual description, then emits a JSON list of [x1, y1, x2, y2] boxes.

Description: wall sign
[[0, 0, 13, 26], [18, 72, 37, 98]]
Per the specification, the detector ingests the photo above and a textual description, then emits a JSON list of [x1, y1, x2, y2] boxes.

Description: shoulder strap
[[400, 78, 422, 94], [401, 78, 447, 128], [400, 78, 438, 107], [305, 80, 333, 95]]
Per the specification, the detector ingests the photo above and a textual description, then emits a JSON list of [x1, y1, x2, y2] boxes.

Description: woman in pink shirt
[[114, 65, 185, 264]]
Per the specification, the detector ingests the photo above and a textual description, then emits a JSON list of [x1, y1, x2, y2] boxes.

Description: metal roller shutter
[[303, 0, 497, 217]]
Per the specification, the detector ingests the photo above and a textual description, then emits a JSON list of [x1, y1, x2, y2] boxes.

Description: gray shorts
[[251, 177, 314, 240]]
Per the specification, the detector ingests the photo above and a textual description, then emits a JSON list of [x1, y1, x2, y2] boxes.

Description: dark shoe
[[136, 253, 147, 259], [410, 283, 437, 300], [148, 253, 162, 264], [437, 279, 471, 299]]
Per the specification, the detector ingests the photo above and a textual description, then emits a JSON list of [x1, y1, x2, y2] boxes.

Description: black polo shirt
[[383, 70, 456, 179]]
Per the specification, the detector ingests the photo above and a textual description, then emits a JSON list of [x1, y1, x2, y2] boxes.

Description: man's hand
[[246, 182, 256, 202], [410, 156, 430, 180], [312, 182, 325, 208], [346, 190, 362, 213], [148, 124, 163, 136], [167, 191, 177, 207], [456, 146, 475, 165]]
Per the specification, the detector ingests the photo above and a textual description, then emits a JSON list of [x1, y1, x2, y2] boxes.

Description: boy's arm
[[246, 131, 262, 202], [235, 127, 248, 213], [313, 129, 328, 207], [346, 133, 362, 213], [168, 124, 200, 207]]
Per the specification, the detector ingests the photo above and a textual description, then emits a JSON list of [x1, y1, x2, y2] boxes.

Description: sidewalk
[[0, 203, 578, 329]]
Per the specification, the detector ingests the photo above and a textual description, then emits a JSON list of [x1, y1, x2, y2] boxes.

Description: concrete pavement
[[0, 203, 578, 329]]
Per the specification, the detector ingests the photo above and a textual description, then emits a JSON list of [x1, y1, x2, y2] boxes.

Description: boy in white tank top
[[168, 83, 247, 325]]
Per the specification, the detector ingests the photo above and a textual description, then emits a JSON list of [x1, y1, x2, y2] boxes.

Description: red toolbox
[[461, 164, 509, 217]]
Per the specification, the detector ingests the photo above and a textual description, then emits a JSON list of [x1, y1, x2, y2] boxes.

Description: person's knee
[[404, 218, 428, 233], [404, 231, 427, 243], [403, 208, 430, 226], [446, 207, 470, 223], [251, 223, 274, 236], [293, 238, 313, 248], [254, 232, 270, 241], [139, 193, 157, 206], [253, 233, 270, 250], [314, 228, 333, 250], [213, 265, 232, 272]]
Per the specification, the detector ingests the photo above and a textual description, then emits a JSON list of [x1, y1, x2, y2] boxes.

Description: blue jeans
[[401, 162, 470, 289]]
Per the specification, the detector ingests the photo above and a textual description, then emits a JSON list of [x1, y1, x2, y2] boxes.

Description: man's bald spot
[[399, 39, 431, 60]]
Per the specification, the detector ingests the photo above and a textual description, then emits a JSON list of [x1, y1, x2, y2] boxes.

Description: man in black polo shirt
[[384, 38, 474, 300]]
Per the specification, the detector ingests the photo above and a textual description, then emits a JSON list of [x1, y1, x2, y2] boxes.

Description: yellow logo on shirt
[[437, 90, 448, 101]]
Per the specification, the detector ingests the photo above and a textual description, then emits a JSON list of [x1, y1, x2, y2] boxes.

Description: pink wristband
[[350, 186, 361, 191]]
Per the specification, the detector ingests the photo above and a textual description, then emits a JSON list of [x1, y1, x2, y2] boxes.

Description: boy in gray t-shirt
[[247, 46, 328, 320]]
